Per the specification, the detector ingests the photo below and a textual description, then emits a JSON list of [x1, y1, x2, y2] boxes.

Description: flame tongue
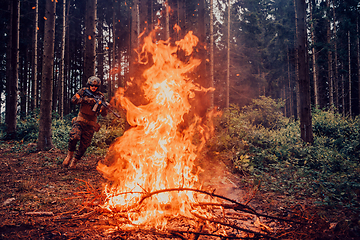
[[97, 31, 212, 227]]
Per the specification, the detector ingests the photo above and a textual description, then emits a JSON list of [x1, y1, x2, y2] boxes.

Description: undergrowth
[[209, 97, 360, 212], [0, 110, 125, 157]]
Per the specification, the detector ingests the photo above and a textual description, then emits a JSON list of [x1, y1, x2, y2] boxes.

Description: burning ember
[[97, 29, 217, 228]]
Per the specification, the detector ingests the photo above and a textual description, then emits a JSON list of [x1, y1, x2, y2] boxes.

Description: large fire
[[97, 29, 217, 228]]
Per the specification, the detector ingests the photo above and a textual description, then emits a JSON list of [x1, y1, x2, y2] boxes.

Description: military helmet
[[87, 76, 101, 87]]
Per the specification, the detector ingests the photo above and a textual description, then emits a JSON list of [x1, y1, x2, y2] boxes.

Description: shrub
[[211, 97, 360, 211]]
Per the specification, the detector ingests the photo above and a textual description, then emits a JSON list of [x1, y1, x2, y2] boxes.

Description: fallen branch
[[191, 211, 278, 239]]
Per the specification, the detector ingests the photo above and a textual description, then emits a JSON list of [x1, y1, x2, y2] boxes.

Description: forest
[[0, 0, 360, 239]]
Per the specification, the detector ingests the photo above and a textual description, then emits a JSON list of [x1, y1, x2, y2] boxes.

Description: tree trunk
[[97, 16, 104, 93], [83, 0, 97, 85], [5, 0, 20, 139], [348, 31, 352, 117], [296, 0, 314, 143], [129, 0, 139, 79], [357, 16, 360, 115], [31, 0, 39, 111], [287, 47, 293, 117], [226, 0, 230, 109], [332, 1, 339, 111], [37, 0, 56, 150], [342, 64, 345, 115], [210, 0, 214, 108], [327, 0, 333, 111], [294, 0, 300, 120], [110, 3, 116, 97], [310, 0, 319, 108], [165, 1, 170, 40], [64, 0, 70, 115], [59, 0, 66, 119]]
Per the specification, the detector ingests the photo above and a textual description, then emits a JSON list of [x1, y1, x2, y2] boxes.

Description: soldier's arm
[[71, 89, 83, 104]]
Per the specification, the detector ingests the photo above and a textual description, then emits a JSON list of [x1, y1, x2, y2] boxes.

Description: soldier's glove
[[82, 96, 96, 104]]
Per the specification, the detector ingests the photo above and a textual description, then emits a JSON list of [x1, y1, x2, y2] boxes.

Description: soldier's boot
[[69, 158, 80, 169], [62, 151, 74, 167]]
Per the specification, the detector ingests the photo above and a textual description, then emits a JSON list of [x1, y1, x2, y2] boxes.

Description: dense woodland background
[[1, 1, 360, 235], [0, 0, 360, 146]]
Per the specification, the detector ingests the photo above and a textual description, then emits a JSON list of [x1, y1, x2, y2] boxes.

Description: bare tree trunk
[[37, 0, 56, 150], [327, 0, 333, 111], [129, 0, 139, 79], [287, 47, 293, 117], [108, 23, 112, 98], [5, 0, 20, 139], [226, 0, 230, 109], [294, 0, 300, 120], [83, 0, 97, 85], [348, 31, 352, 117], [310, 0, 319, 108], [296, 0, 313, 143], [165, 1, 170, 40], [357, 16, 360, 115], [59, 0, 66, 119], [31, 0, 39, 111], [210, 0, 214, 108], [97, 16, 104, 93], [64, 0, 70, 115], [332, 1, 339, 111], [110, 3, 116, 97], [341, 72, 345, 115]]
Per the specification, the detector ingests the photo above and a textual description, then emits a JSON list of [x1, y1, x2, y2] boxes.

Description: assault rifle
[[84, 89, 121, 118]]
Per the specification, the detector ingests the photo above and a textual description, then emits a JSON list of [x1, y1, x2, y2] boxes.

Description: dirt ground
[[0, 142, 359, 239]]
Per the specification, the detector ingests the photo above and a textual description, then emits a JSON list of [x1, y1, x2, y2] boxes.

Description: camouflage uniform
[[63, 82, 107, 168]]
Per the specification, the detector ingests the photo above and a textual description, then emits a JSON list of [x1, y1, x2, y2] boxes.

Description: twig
[[244, 180, 261, 205], [195, 202, 306, 224], [191, 211, 278, 239]]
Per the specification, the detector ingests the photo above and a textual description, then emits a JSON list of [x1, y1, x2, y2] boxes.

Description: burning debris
[[69, 29, 306, 239]]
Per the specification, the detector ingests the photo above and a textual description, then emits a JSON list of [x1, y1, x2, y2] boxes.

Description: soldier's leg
[[63, 122, 82, 167], [70, 124, 95, 168]]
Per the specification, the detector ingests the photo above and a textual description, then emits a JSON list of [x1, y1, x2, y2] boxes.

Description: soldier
[[63, 76, 107, 169]]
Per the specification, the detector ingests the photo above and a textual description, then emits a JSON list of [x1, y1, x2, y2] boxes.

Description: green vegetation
[[0, 111, 126, 157], [210, 96, 360, 212], [1, 96, 359, 212]]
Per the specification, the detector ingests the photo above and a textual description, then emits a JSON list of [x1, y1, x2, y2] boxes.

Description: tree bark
[[64, 0, 70, 115], [327, 0, 333, 111], [332, 0, 339, 111], [226, 0, 230, 109], [210, 0, 214, 108], [37, 0, 56, 150], [296, 0, 314, 143], [129, 0, 139, 80], [310, 0, 319, 108], [59, 0, 66, 119], [5, 0, 20, 139], [348, 31, 352, 117], [294, 0, 300, 120], [83, 0, 97, 85], [287, 47, 293, 117], [165, 0, 170, 40], [357, 16, 360, 115], [97, 13, 104, 93], [31, 0, 39, 111]]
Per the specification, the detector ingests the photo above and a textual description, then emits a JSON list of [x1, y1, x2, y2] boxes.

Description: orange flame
[[97, 30, 217, 228]]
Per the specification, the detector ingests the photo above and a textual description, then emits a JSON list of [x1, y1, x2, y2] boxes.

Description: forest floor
[[0, 142, 359, 239]]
